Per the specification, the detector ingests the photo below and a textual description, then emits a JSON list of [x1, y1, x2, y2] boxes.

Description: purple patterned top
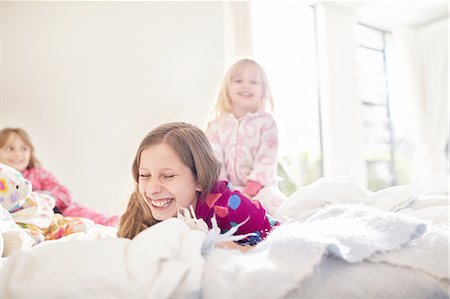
[[196, 180, 279, 244]]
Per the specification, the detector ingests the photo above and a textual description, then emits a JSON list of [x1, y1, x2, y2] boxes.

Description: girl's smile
[[237, 90, 254, 98], [138, 142, 202, 221], [149, 197, 174, 208]]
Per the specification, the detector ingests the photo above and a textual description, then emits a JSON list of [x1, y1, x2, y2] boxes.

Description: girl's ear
[[196, 183, 203, 192]]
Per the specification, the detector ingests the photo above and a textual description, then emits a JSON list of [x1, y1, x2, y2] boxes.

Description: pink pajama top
[[196, 181, 279, 245], [22, 167, 119, 226], [22, 167, 72, 212], [206, 112, 279, 196]]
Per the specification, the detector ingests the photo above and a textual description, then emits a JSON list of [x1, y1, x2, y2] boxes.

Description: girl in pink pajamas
[[0, 128, 119, 226], [206, 59, 287, 215]]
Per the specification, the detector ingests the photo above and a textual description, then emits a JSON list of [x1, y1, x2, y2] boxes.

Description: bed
[[1, 177, 448, 298]]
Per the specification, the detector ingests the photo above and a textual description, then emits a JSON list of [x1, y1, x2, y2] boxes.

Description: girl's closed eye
[[162, 174, 175, 180]]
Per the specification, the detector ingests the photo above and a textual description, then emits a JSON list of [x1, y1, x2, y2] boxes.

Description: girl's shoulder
[[204, 181, 240, 206], [211, 113, 236, 122], [209, 180, 233, 198], [206, 116, 221, 129], [244, 112, 277, 131], [209, 181, 255, 208], [207, 114, 238, 131], [256, 111, 275, 120], [23, 167, 54, 178]]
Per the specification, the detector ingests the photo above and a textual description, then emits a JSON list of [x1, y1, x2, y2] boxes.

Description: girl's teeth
[[152, 199, 172, 207]]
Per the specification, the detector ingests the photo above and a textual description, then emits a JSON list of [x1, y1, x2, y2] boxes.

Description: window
[[251, 2, 322, 195], [356, 24, 397, 191]]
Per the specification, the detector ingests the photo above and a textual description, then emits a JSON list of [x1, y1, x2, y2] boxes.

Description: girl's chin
[[151, 205, 177, 220]]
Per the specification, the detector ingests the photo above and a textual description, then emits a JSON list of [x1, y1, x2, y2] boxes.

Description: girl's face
[[228, 66, 264, 118], [0, 133, 31, 172], [138, 142, 202, 221]]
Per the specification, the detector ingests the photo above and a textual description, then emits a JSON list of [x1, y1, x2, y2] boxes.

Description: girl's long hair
[[0, 128, 41, 169], [210, 58, 274, 121], [117, 122, 221, 239]]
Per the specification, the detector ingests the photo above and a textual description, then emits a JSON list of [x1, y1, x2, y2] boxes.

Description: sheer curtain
[[222, 2, 254, 67], [390, 18, 449, 194]]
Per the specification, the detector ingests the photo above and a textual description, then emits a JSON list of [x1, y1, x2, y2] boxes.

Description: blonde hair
[[212, 58, 274, 119], [117, 122, 221, 239], [0, 128, 41, 169]]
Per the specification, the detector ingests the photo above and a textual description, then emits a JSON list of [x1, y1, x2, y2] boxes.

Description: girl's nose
[[146, 180, 162, 196]]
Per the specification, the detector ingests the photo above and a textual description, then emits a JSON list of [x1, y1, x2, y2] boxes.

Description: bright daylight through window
[[251, 2, 322, 195], [356, 24, 415, 191]]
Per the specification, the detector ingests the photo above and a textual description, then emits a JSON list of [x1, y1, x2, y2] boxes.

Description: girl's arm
[[205, 121, 227, 180], [31, 168, 72, 211], [202, 181, 278, 245], [245, 115, 279, 195]]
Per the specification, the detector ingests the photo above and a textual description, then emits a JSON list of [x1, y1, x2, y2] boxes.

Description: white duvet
[[1, 219, 205, 298], [1, 177, 448, 298]]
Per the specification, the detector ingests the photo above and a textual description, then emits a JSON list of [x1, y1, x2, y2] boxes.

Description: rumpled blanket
[[202, 204, 444, 298], [276, 176, 449, 227], [1, 218, 205, 298], [10, 191, 101, 244]]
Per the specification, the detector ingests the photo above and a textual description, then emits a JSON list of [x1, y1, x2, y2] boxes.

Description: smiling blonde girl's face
[[228, 66, 264, 118], [137, 142, 202, 221]]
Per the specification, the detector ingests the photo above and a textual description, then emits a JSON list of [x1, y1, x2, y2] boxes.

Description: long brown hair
[[0, 128, 41, 169], [117, 122, 221, 239]]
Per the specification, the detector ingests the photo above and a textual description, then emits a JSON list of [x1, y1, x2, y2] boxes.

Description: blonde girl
[[206, 59, 286, 215]]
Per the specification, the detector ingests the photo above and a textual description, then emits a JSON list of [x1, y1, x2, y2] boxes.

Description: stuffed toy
[[0, 163, 115, 257], [0, 163, 35, 257], [0, 163, 32, 212]]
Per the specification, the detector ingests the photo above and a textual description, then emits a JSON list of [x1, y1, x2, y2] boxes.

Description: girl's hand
[[216, 241, 253, 253]]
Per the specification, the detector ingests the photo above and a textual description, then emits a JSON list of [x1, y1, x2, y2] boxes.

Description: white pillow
[[276, 177, 369, 220], [363, 185, 414, 212]]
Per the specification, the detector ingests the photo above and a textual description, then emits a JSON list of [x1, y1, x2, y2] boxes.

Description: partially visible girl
[[118, 122, 279, 251], [0, 127, 119, 226], [206, 58, 287, 216]]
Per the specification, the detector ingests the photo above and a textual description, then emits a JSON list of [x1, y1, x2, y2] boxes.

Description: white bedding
[[203, 204, 447, 298], [277, 176, 449, 226], [1, 219, 205, 298], [1, 177, 448, 298]]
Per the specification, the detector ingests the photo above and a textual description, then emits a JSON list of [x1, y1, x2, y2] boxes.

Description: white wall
[[1, 2, 225, 214]]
